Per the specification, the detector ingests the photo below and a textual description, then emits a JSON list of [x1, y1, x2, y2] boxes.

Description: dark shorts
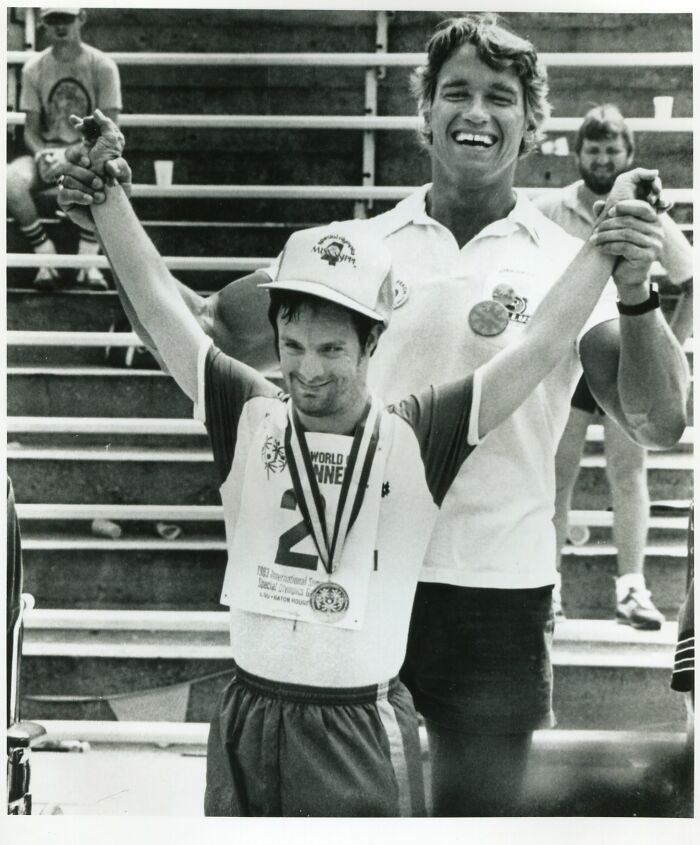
[[401, 583, 556, 734], [571, 374, 603, 415], [205, 666, 425, 817]]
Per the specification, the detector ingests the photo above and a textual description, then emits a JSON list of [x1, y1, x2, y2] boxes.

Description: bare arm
[[658, 213, 693, 345], [109, 264, 276, 372], [91, 180, 204, 399], [477, 170, 666, 439], [668, 283, 693, 345], [58, 125, 277, 372], [22, 111, 45, 157], [477, 238, 614, 438], [581, 207, 689, 449]]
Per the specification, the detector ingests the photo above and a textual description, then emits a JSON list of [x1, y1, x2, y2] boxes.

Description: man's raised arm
[[58, 129, 277, 372], [72, 110, 212, 399], [579, 201, 689, 449], [477, 169, 681, 440]]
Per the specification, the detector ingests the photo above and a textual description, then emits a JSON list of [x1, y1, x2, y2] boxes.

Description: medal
[[285, 397, 381, 614], [309, 582, 350, 623], [469, 300, 509, 336]]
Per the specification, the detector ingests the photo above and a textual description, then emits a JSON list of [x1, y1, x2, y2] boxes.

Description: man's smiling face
[[427, 43, 528, 189]]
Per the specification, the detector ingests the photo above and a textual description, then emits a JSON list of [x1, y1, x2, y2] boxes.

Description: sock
[[616, 572, 646, 602], [77, 230, 100, 256], [21, 220, 54, 252]]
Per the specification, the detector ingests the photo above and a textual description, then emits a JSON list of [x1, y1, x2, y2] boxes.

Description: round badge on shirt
[[468, 300, 510, 336], [392, 278, 409, 309]]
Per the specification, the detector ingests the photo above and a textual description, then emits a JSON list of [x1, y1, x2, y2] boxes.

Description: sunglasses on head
[[43, 13, 78, 26]]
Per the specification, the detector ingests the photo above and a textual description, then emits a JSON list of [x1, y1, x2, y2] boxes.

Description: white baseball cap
[[40, 8, 81, 18], [259, 224, 394, 326]]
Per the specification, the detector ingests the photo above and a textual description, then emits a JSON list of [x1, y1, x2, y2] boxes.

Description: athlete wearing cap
[[59, 15, 688, 818], [69, 106, 665, 816]]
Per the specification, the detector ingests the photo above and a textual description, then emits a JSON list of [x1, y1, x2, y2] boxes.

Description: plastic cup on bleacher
[[653, 96, 674, 120], [154, 160, 174, 186]]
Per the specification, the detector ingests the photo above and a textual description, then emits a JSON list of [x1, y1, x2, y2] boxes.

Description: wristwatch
[[616, 288, 660, 316]]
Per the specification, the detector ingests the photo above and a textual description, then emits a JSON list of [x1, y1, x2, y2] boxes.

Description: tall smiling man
[[58, 14, 688, 816]]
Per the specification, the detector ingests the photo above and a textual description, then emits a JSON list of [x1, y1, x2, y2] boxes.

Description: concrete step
[[8, 442, 692, 506], [7, 367, 192, 418], [560, 540, 689, 620], [18, 611, 686, 730], [17, 528, 689, 617]]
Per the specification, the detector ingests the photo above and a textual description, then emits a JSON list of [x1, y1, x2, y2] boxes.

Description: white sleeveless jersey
[[195, 341, 481, 687]]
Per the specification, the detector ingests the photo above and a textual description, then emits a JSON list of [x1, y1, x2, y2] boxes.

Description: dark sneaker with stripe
[[616, 588, 665, 630]]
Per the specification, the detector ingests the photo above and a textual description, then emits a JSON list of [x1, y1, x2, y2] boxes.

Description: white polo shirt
[[268, 185, 618, 589], [367, 185, 618, 589]]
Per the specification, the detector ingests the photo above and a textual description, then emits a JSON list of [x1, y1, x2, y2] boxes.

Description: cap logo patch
[[313, 234, 357, 268]]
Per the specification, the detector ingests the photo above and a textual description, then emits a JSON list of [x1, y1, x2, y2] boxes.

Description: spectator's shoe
[[33, 265, 61, 291], [616, 588, 665, 630], [552, 583, 566, 621], [75, 266, 109, 291]]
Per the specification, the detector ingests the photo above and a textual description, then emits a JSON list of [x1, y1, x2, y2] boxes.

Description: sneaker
[[616, 588, 665, 630], [33, 265, 61, 291], [75, 266, 109, 291]]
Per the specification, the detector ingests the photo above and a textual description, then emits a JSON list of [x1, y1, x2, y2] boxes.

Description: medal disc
[[469, 300, 509, 336], [309, 582, 350, 623]]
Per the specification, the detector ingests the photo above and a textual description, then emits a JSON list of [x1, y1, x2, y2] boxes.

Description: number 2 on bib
[[275, 489, 319, 570]]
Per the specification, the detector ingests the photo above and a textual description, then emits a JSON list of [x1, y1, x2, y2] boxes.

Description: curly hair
[[410, 13, 551, 155]]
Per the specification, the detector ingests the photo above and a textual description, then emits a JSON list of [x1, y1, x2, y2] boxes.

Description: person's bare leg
[[7, 156, 44, 228], [552, 407, 593, 615], [604, 417, 664, 629], [604, 417, 649, 578], [426, 722, 532, 816], [7, 155, 60, 289]]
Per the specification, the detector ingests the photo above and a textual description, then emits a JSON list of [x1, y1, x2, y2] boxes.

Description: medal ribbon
[[284, 397, 382, 575]]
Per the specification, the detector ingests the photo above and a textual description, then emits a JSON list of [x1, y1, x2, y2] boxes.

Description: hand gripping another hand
[[57, 109, 132, 231], [590, 168, 667, 296]]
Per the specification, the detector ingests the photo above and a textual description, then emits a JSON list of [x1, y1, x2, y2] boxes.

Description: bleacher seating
[[6, 8, 693, 815]]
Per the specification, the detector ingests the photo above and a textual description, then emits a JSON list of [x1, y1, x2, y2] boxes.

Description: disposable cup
[[653, 96, 674, 120], [154, 159, 174, 186]]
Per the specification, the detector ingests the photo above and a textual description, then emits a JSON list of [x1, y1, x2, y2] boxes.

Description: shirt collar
[[391, 183, 543, 246]]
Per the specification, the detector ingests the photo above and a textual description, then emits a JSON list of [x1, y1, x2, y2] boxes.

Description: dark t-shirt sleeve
[[389, 373, 478, 506], [203, 345, 281, 482]]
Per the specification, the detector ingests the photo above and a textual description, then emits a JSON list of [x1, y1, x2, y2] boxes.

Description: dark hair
[[574, 104, 634, 156], [267, 289, 382, 359], [411, 13, 550, 155]]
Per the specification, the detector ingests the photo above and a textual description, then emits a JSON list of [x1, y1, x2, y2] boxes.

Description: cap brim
[[259, 279, 386, 324]]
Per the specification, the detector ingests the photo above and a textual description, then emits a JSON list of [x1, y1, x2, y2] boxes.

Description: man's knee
[[6, 157, 38, 204]]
